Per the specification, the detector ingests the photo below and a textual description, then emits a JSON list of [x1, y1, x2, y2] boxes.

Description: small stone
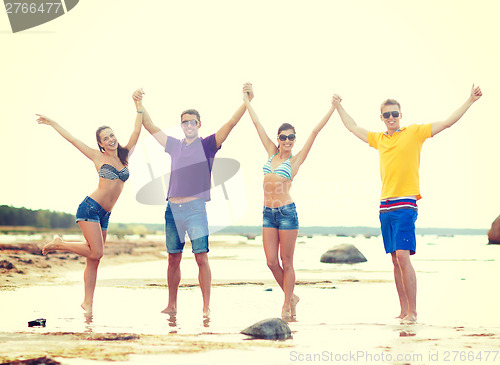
[[0, 260, 15, 270]]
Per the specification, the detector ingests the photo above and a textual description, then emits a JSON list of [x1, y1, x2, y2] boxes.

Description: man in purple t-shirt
[[133, 89, 253, 318]]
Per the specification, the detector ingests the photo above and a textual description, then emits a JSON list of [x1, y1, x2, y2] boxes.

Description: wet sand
[[1, 237, 297, 363], [1, 235, 500, 364]]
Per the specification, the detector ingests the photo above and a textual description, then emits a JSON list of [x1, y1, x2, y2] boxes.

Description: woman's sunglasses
[[382, 111, 400, 119], [278, 133, 296, 141]]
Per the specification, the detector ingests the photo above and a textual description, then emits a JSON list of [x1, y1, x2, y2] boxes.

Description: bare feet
[[81, 301, 92, 315], [42, 236, 63, 255], [161, 306, 177, 314], [281, 306, 292, 319], [401, 314, 417, 324], [290, 294, 300, 317]]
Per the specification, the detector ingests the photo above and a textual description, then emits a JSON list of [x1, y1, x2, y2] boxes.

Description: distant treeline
[[0, 205, 77, 229]]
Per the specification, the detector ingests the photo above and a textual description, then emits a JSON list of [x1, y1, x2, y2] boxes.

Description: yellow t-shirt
[[368, 124, 432, 200]]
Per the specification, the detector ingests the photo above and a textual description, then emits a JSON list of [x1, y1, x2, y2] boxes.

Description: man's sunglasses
[[278, 133, 296, 141], [181, 119, 198, 127], [382, 111, 400, 119]]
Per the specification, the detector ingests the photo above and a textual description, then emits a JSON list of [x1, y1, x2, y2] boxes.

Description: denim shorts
[[76, 196, 111, 231], [165, 199, 209, 254], [262, 202, 299, 230], [380, 208, 418, 255]]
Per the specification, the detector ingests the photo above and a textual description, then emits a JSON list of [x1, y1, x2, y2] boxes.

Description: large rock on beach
[[488, 215, 500, 244], [320, 243, 367, 264], [241, 318, 292, 339]]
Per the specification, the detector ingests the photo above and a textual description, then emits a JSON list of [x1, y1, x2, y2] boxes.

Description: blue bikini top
[[263, 153, 293, 181]]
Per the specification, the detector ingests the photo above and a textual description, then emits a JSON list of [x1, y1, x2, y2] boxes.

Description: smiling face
[[380, 104, 402, 135], [180, 113, 200, 140], [98, 127, 118, 151], [277, 129, 296, 151]]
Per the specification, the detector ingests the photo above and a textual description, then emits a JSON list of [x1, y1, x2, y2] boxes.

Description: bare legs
[[263, 227, 300, 319], [42, 221, 105, 314], [391, 250, 417, 323], [161, 251, 211, 317], [162, 253, 181, 315], [196, 252, 211, 317]]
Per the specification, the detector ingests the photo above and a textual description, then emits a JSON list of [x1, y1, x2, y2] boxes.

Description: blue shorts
[[165, 199, 209, 254], [263, 203, 299, 230], [76, 196, 111, 231], [380, 208, 418, 255]]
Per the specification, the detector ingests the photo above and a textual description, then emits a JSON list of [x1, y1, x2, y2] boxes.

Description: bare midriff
[[89, 178, 125, 212], [168, 196, 201, 204], [263, 173, 293, 208]]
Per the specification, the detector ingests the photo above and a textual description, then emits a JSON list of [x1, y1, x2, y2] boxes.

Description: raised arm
[[36, 114, 99, 160], [124, 88, 144, 152], [215, 84, 255, 149], [336, 102, 369, 143], [293, 94, 341, 167], [242, 83, 277, 156], [132, 90, 168, 148], [431, 84, 482, 137]]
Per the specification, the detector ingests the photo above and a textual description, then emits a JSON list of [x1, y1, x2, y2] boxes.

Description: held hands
[[243, 82, 254, 102], [36, 114, 55, 126], [331, 94, 342, 108], [470, 84, 482, 102], [132, 88, 145, 111]]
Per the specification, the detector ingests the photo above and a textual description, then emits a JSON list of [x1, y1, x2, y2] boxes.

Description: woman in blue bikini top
[[242, 82, 341, 319], [35, 88, 144, 314]]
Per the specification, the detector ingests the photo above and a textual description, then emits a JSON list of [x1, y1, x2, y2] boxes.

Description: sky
[[1, 0, 499, 230]]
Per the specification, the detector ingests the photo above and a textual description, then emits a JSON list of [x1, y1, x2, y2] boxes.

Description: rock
[[0, 260, 15, 270], [241, 318, 292, 339], [488, 215, 500, 244], [9, 356, 61, 365], [91, 333, 140, 341], [320, 244, 367, 264]]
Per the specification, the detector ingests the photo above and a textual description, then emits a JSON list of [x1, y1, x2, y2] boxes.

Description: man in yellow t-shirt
[[336, 85, 482, 324]]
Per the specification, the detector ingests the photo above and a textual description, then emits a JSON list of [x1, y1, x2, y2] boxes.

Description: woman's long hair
[[96, 126, 129, 166]]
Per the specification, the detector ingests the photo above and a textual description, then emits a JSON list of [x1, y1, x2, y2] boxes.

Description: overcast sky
[[1, 0, 499, 229]]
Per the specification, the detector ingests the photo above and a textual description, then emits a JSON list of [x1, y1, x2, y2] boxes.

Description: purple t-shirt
[[165, 134, 220, 201]]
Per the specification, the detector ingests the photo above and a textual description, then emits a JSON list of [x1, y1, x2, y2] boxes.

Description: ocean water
[[1, 234, 499, 364]]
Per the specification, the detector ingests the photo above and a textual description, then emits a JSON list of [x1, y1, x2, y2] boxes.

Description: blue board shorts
[[76, 196, 111, 231], [380, 201, 418, 255], [165, 199, 209, 254], [263, 202, 299, 230]]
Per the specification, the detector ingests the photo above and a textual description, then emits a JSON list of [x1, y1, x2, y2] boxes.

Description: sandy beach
[[1, 233, 499, 365]]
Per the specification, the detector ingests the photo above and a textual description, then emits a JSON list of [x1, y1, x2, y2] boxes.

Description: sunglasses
[[382, 111, 400, 119], [278, 133, 296, 141], [181, 119, 198, 127]]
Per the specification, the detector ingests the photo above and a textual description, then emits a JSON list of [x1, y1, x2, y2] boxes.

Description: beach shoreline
[[0, 237, 166, 290]]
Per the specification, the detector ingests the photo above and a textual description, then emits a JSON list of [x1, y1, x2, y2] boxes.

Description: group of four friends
[[36, 82, 482, 323]]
